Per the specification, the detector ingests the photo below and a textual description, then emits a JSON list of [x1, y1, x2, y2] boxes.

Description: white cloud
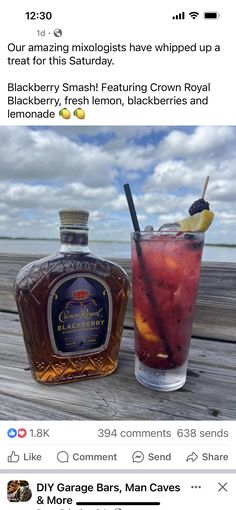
[[144, 160, 195, 191], [0, 125, 235, 245], [0, 127, 117, 186], [157, 126, 235, 159]]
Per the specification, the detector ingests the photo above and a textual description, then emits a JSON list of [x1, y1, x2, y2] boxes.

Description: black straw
[[123, 182, 174, 366], [124, 183, 140, 232]]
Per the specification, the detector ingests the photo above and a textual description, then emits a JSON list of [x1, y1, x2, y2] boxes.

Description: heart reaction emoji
[[18, 428, 27, 438]]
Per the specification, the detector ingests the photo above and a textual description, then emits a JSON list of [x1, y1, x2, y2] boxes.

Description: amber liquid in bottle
[[14, 209, 129, 384]]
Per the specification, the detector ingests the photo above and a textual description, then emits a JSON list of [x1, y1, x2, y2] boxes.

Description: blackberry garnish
[[189, 198, 209, 216]]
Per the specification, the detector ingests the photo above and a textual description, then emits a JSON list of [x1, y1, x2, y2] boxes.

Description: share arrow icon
[[186, 452, 198, 462]]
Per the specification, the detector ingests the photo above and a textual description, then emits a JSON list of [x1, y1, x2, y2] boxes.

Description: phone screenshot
[[0, 1, 235, 509]]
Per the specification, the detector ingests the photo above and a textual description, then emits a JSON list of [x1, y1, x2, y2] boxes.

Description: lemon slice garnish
[[179, 210, 214, 232]]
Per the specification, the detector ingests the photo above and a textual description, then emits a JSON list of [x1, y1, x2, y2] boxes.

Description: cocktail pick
[[201, 175, 210, 199]]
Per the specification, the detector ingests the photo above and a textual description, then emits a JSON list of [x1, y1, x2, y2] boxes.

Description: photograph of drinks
[[0, 125, 235, 420]]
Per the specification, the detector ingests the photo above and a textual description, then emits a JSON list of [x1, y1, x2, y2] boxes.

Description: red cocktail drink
[[131, 231, 204, 390]]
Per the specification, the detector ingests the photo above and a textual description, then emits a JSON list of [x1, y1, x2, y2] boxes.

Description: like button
[[7, 451, 20, 463]]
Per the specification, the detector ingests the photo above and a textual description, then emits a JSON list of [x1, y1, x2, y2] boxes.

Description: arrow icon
[[186, 452, 198, 462]]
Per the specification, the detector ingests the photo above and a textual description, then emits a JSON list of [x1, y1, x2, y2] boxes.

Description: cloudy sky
[[0, 125, 235, 243]]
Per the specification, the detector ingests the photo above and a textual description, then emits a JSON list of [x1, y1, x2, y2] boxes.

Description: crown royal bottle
[[14, 209, 129, 384]]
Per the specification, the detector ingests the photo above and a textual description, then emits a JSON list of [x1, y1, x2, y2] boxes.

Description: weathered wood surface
[[0, 254, 235, 341], [0, 254, 235, 420], [0, 311, 235, 420]]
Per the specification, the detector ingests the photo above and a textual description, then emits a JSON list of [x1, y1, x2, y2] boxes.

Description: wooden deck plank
[[0, 311, 235, 421]]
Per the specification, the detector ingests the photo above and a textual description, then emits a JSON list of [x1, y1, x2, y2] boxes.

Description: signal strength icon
[[172, 12, 185, 20], [189, 11, 199, 19]]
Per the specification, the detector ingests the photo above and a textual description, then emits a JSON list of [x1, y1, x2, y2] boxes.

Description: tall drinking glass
[[131, 231, 204, 391]]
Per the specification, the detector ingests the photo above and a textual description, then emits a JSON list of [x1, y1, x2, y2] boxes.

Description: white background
[[1, 421, 236, 470], [1, 3, 236, 507], [1, 0, 235, 125], [0, 473, 234, 510]]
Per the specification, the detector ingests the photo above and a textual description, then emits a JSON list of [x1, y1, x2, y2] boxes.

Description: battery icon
[[204, 12, 220, 19]]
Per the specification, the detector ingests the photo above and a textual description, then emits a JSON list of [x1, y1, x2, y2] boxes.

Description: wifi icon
[[189, 11, 199, 19]]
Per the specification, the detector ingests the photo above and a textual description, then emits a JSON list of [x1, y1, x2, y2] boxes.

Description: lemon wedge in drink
[[134, 310, 160, 342], [179, 209, 214, 232]]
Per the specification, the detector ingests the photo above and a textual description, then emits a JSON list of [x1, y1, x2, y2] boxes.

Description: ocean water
[[0, 239, 236, 262]]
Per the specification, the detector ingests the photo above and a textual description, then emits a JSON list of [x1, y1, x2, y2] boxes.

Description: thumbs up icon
[[7, 451, 20, 463]]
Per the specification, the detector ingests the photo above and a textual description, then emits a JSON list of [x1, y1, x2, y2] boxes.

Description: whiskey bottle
[[14, 209, 129, 384]]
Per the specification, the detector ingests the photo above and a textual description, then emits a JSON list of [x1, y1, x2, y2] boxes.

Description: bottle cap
[[59, 208, 89, 229]]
